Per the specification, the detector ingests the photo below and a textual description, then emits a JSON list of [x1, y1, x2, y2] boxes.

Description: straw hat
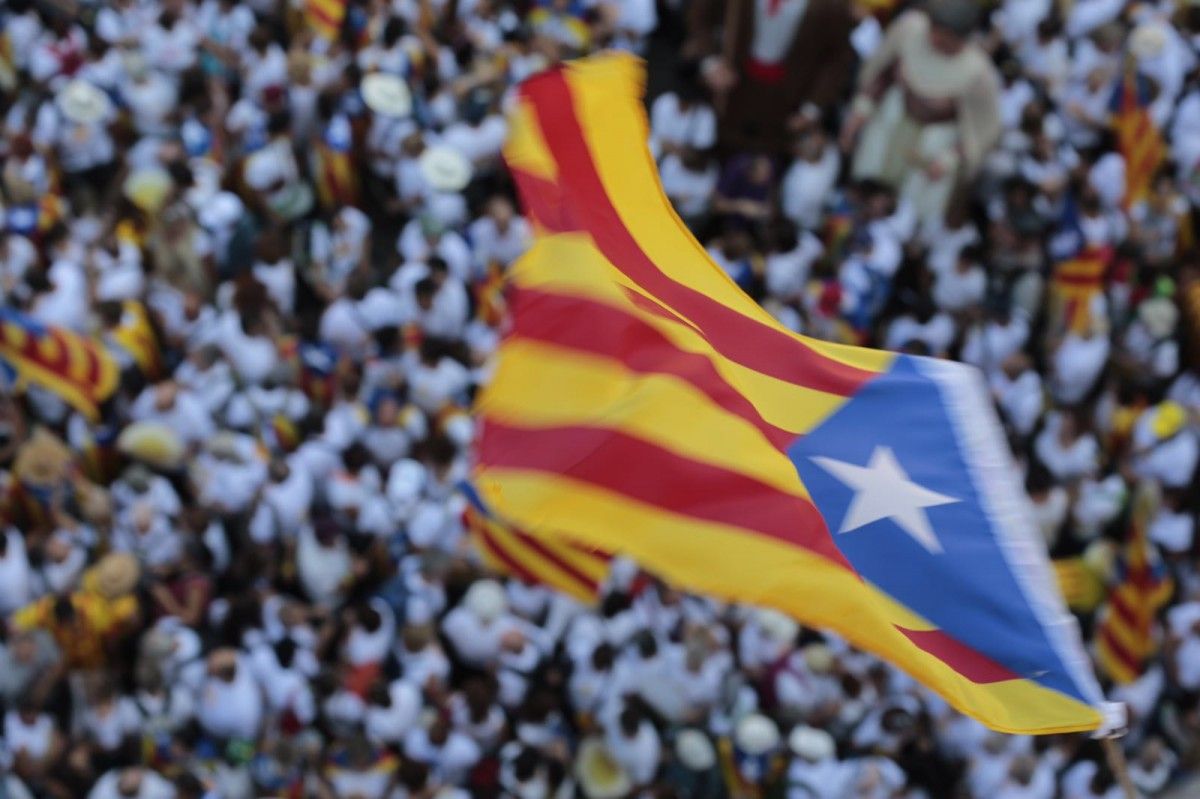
[[122, 167, 174, 214], [788, 726, 835, 762], [117, 421, 185, 470], [419, 146, 474, 192], [361, 73, 413, 118], [802, 642, 835, 674], [56, 80, 112, 124], [13, 428, 73, 488], [90, 552, 141, 600], [675, 729, 717, 771], [575, 738, 633, 799], [735, 714, 780, 756]]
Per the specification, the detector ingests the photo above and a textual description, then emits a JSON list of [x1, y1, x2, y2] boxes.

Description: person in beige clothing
[[841, 0, 1002, 230]]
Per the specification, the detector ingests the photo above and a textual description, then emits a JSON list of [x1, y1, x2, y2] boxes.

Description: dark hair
[[273, 638, 298, 669], [53, 594, 75, 623]]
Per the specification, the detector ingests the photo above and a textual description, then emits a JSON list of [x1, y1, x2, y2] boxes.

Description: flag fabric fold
[[475, 53, 1107, 734], [461, 482, 609, 603]]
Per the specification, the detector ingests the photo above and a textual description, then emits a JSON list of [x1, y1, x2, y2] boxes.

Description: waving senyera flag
[[461, 482, 608, 603], [473, 54, 1113, 734], [0, 309, 119, 421]]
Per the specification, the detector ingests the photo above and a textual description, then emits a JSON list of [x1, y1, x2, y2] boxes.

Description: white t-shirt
[[781, 147, 841, 230], [87, 769, 176, 799], [468, 215, 531, 268], [0, 530, 32, 616], [933, 263, 987, 312], [649, 93, 716, 156], [441, 116, 508, 164], [660, 154, 718, 218], [1050, 333, 1109, 404], [885, 313, 956, 355], [1033, 415, 1099, 480], [605, 720, 661, 785], [195, 659, 264, 740]]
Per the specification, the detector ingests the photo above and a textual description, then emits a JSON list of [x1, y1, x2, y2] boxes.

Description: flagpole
[[1101, 738, 1137, 799]]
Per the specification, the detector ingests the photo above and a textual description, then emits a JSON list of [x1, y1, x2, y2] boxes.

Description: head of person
[[925, 0, 979, 55]]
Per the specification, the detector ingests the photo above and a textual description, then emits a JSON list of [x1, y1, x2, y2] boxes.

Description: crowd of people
[[1, 0, 1200, 796]]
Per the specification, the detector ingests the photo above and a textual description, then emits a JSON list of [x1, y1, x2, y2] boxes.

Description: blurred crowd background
[[1, 0, 1200, 797]]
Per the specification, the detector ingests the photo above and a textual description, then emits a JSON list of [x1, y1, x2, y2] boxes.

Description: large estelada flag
[[1095, 484, 1174, 685], [461, 482, 608, 603], [473, 54, 1110, 734], [0, 309, 119, 421]]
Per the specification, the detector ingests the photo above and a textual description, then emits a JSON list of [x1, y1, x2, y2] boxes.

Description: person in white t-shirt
[[649, 69, 716, 161], [194, 648, 264, 742]]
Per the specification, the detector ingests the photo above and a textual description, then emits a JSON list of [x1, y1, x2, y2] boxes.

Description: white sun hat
[[675, 728, 717, 771], [56, 80, 112, 124], [419, 145, 474, 192], [788, 726, 835, 762], [361, 73, 413, 118], [735, 713, 780, 755]]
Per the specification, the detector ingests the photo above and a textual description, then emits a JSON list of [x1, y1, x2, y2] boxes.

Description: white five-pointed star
[[810, 446, 959, 554]]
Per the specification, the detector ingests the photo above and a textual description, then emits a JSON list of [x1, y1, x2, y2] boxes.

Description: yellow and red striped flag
[[1095, 484, 1174, 685], [1050, 246, 1111, 334], [475, 54, 1111, 735], [1, 309, 119, 421], [461, 483, 608, 603], [1111, 69, 1165, 208], [307, 0, 348, 41]]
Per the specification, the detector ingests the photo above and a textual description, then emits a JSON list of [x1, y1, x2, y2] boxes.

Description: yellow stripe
[[1095, 640, 1138, 685], [538, 536, 610, 584], [513, 235, 881, 433], [507, 98, 559, 183], [482, 338, 812, 499], [478, 470, 1101, 734], [558, 55, 891, 377], [1103, 616, 1153, 659]]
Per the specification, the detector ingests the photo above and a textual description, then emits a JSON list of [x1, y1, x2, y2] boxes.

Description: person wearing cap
[[441, 578, 528, 669], [842, 0, 1002, 230], [661, 728, 725, 799], [1129, 401, 1199, 489], [783, 725, 847, 799], [716, 713, 785, 799]]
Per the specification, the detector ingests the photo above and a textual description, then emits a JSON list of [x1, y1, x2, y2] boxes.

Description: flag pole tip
[[1092, 701, 1128, 740]]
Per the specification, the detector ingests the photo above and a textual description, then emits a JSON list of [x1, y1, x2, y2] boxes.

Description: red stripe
[[510, 527, 600, 595], [1108, 590, 1143, 631], [478, 419, 852, 570], [308, 6, 340, 28], [895, 626, 1019, 684], [1098, 624, 1141, 674], [519, 70, 877, 398], [510, 287, 795, 449], [470, 515, 540, 583], [509, 167, 580, 234]]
